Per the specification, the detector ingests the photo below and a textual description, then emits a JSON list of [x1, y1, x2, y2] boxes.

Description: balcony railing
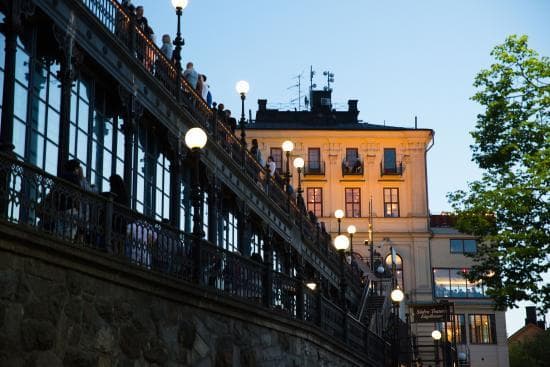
[[0, 151, 381, 349], [304, 161, 325, 176], [342, 159, 364, 176], [380, 161, 403, 176]]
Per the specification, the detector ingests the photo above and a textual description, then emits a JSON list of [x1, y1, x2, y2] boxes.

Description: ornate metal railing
[[0, 153, 387, 357], [74, 0, 353, 283]]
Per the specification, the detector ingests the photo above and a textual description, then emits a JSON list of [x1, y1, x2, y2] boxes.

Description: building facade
[[247, 91, 509, 367]]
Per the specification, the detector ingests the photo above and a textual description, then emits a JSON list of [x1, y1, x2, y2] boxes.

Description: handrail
[[0, 152, 379, 354]]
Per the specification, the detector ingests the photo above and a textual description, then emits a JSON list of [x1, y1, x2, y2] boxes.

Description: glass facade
[[437, 314, 466, 344], [433, 268, 488, 298]]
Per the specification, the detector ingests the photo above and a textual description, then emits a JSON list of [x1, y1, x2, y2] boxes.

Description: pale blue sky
[[139, 0, 550, 335]]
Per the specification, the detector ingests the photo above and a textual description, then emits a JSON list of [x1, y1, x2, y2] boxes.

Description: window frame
[[308, 147, 321, 170], [383, 187, 400, 217], [433, 267, 488, 299], [270, 147, 283, 173], [306, 187, 323, 217], [383, 148, 397, 172], [469, 314, 497, 344], [345, 187, 361, 218], [450, 238, 478, 254]]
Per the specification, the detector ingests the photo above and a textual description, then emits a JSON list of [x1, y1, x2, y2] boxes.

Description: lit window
[[469, 314, 496, 344], [433, 268, 488, 298], [345, 188, 361, 218], [383, 188, 399, 217], [307, 188, 323, 217], [270, 147, 283, 173], [437, 314, 466, 344]]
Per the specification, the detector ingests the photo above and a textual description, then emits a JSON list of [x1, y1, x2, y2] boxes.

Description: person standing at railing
[[183, 62, 198, 89], [55, 159, 83, 241], [160, 34, 173, 61], [101, 174, 129, 254]]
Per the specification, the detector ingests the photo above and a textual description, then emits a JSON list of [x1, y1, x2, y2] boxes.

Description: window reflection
[[433, 268, 487, 298]]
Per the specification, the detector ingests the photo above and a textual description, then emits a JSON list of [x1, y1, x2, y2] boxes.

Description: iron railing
[[342, 158, 364, 176], [304, 161, 325, 176], [0, 152, 386, 355], [380, 161, 403, 176]]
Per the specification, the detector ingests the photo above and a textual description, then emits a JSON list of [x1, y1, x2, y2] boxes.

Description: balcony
[[304, 161, 326, 176], [342, 159, 364, 176], [380, 161, 403, 176]]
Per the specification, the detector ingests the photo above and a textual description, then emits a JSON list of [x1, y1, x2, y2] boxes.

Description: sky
[[137, 0, 550, 336]]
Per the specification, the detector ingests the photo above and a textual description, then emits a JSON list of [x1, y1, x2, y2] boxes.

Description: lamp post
[[334, 234, 350, 341], [432, 329, 442, 367], [347, 225, 356, 258], [235, 80, 249, 147], [171, 0, 188, 101], [282, 140, 294, 190], [184, 127, 207, 238], [334, 209, 344, 235], [293, 157, 304, 192]]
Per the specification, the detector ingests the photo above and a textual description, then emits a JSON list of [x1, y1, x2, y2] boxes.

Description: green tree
[[509, 329, 550, 367], [448, 35, 550, 310]]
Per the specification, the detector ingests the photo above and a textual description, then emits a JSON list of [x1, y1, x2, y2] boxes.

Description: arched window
[[385, 253, 404, 290]]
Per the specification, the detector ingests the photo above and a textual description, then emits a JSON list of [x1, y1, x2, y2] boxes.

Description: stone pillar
[[0, 0, 34, 154]]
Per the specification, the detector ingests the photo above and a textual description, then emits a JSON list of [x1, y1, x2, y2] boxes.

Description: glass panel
[[15, 44, 30, 85], [45, 140, 58, 175], [464, 239, 477, 253], [384, 148, 396, 170], [450, 239, 462, 253], [450, 269, 467, 297], [433, 268, 449, 297], [14, 82, 28, 120], [13, 119, 26, 158], [47, 108, 60, 142]]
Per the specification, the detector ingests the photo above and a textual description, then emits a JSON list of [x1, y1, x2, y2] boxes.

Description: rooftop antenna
[[308, 65, 317, 111], [322, 70, 334, 91], [288, 70, 304, 110]]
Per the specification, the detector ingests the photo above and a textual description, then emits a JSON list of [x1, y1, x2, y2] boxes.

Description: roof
[[508, 323, 545, 344], [247, 120, 432, 132]]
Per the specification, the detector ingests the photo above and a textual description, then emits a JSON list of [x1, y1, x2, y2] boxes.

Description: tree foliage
[[509, 329, 550, 367], [448, 35, 550, 310]]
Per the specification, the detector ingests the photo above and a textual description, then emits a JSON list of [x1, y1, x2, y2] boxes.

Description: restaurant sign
[[412, 304, 450, 323]]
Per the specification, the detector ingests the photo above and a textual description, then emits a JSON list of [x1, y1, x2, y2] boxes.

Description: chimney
[[258, 99, 267, 112], [525, 306, 537, 326], [348, 99, 358, 113]]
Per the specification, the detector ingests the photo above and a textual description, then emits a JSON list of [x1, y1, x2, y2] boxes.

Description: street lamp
[[334, 209, 344, 234], [282, 140, 294, 191], [333, 234, 350, 311], [184, 127, 207, 238], [432, 329, 442, 367], [171, 0, 188, 101], [347, 224, 356, 257], [391, 286, 404, 302], [293, 157, 304, 208], [306, 281, 317, 291], [235, 80, 249, 146]]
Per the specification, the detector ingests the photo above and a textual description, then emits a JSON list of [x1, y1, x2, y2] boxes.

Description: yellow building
[[246, 91, 509, 367]]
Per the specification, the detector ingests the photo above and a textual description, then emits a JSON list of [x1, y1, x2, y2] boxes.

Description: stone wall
[[0, 230, 367, 367]]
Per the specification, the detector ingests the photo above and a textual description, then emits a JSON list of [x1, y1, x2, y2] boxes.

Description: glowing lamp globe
[[458, 352, 467, 361], [334, 209, 344, 219], [431, 330, 442, 340], [376, 265, 385, 274], [293, 157, 304, 169], [235, 80, 250, 95], [184, 127, 207, 149], [306, 282, 317, 291], [390, 288, 404, 302], [347, 225, 357, 235], [333, 234, 350, 251], [282, 140, 294, 152], [171, 0, 188, 10]]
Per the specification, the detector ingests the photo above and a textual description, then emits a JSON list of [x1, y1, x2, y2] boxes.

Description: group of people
[[118, 1, 214, 108]]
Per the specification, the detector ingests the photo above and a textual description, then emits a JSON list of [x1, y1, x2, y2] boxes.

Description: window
[[223, 210, 239, 253], [469, 314, 496, 344], [437, 314, 466, 344], [383, 148, 396, 173], [450, 239, 477, 254], [270, 147, 282, 173], [383, 188, 399, 217], [385, 253, 404, 290], [343, 148, 361, 174], [433, 268, 488, 298], [345, 188, 361, 218], [307, 188, 323, 217], [308, 148, 320, 171]]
